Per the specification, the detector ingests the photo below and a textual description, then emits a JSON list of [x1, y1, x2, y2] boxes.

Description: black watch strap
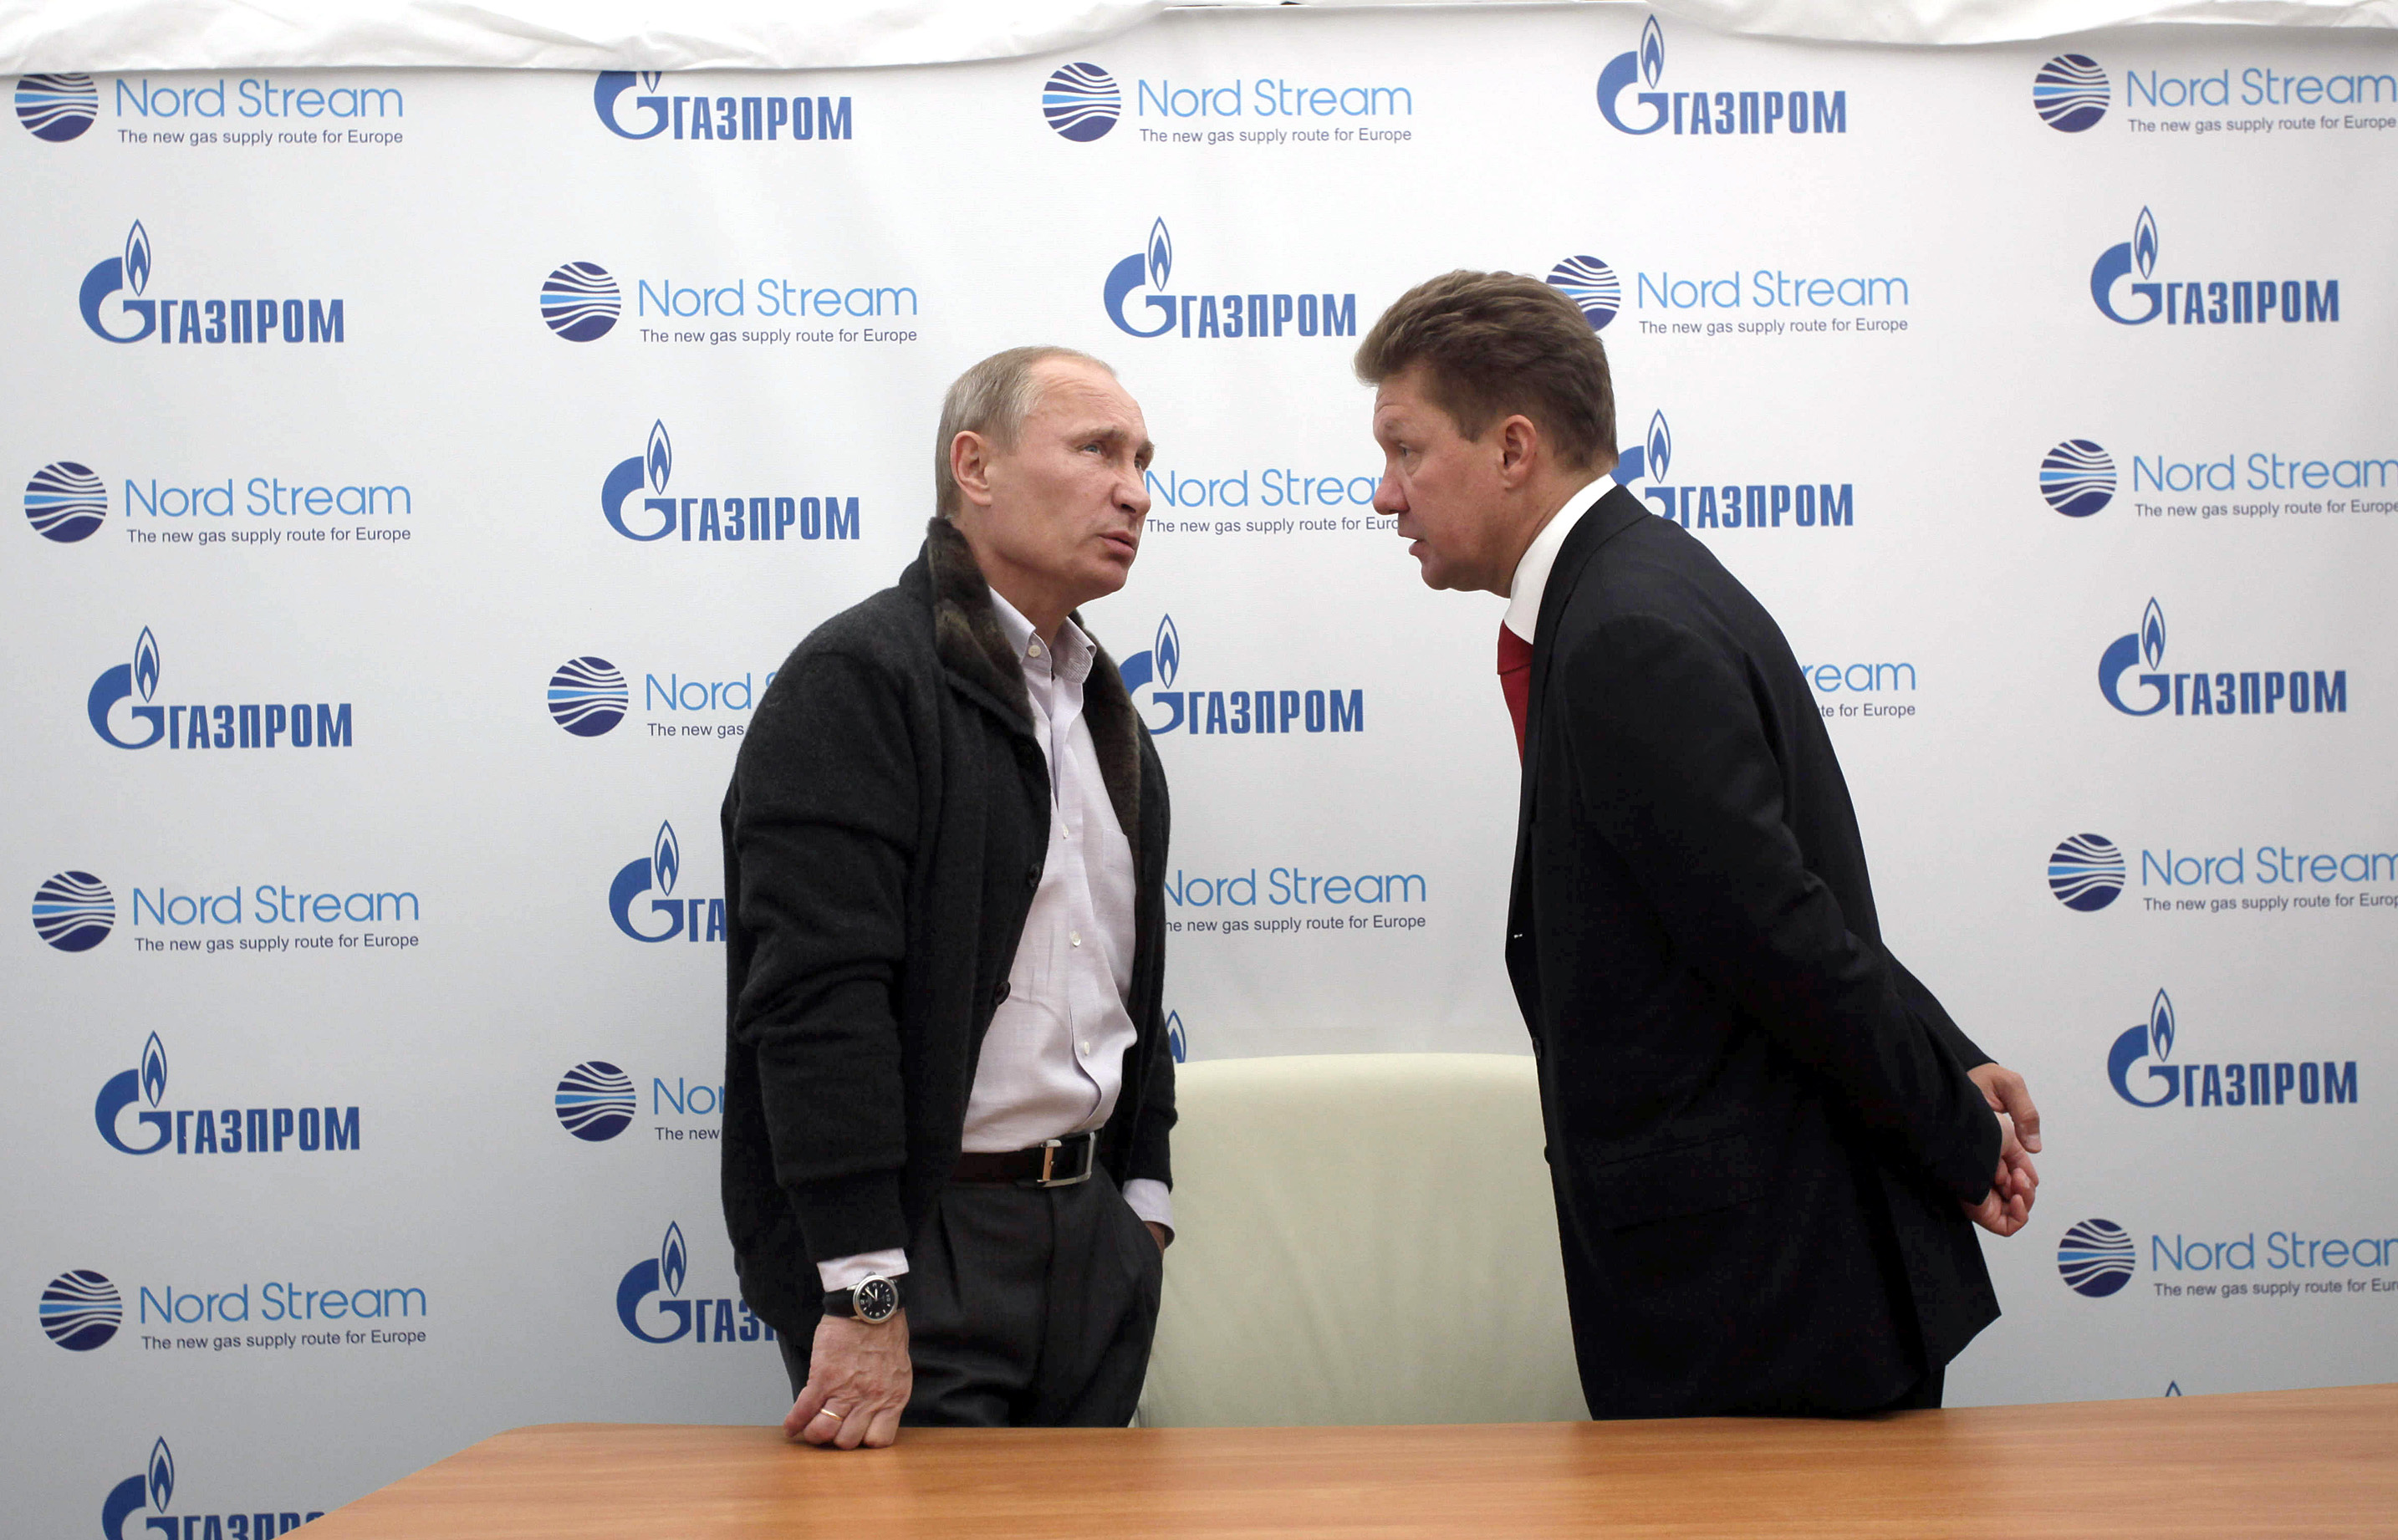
[[822, 1273, 902, 1323]]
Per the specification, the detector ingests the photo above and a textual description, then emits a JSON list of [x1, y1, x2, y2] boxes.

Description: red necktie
[[1498, 623, 1533, 761]]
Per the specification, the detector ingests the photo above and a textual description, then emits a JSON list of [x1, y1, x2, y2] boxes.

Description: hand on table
[[785, 1311, 911, 1450]]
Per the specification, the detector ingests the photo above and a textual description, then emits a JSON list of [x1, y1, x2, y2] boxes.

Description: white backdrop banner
[[6, 7, 2397, 1533]]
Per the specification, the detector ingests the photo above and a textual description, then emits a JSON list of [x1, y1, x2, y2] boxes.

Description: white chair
[[1136, 1053, 1587, 1427]]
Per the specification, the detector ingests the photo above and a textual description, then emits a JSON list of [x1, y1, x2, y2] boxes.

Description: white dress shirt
[[1503, 475, 1610, 644], [818, 593, 1171, 1292]]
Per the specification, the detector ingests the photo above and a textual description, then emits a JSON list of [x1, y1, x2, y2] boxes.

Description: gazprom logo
[[99, 1437, 321, 1540], [592, 71, 851, 142], [2097, 598, 2348, 717], [2033, 54, 2109, 131], [1546, 256, 1620, 331], [593, 71, 666, 137], [555, 1061, 637, 1140], [1609, 408, 1854, 533], [2090, 207, 2339, 327], [33, 870, 115, 951], [600, 419, 859, 544], [2108, 987, 2358, 1111], [1120, 614, 1364, 737], [1598, 14, 1845, 137], [27, 461, 108, 542], [1104, 217, 1356, 340], [2049, 834, 2126, 911], [2059, 1218, 2137, 1297], [17, 73, 98, 140], [79, 221, 345, 345], [609, 820, 722, 943], [615, 1221, 776, 1345], [2040, 440, 2115, 517], [94, 1032, 361, 1155], [541, 261, 620, 340], [86, 625, 355, 750], [1043, 63, 1120, 141], [39, 1267, 122, 1349], [548, 656, 628, 736]]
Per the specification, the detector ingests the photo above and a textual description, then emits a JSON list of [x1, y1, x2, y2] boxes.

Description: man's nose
[[1119, 464, 1151, 518], [1371, 469, 1406, 516]]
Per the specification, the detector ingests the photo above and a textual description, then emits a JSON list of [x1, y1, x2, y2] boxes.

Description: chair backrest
[[1136, 1053, 1586, 1427]]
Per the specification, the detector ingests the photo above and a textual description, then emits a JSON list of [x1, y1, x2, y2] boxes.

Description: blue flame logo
[[609, 820, 695, 941], [2033, 54, 2108, 132], [1545, 255, 1621, 332], [38, 1268, 121, 1350], [125, 223, 151, 298], [540, 261, 620, 341], [149, 1440, 175, 1511], [661, 1222, 688, 1297], [2047, 834, 2125, 911], [2090, 207, 2163, 325], [555, 1061, 637, 1140], [1611, 410, 1671, 487], [142, 1033, 168, 1105], [654, 822, 681, 896], [1148, 219, 1173, 290], [1597, 17, 1669, 134], [15, 73, 98, 140], [1104, 219, 1178, 338], [1165, 1010, 1187, 1064], [2098, 599, 2169, 716], [1043, 62, 1120, 142], [32, 870, 114, 951], [2150, 989, 2176, 1061], [2133, 207, 2159, 279], [548, 656, 628, 737], [647, 421, 672, 494], [2058, 1218, 2136, 1297], [2109, 988, 2186, 1108], [134, 626, 161, 701], [2039, 440, 2115, 518], [25, 461, 107, 542], [593, 69, 668, 138], [1155, 614, 1181, 688]]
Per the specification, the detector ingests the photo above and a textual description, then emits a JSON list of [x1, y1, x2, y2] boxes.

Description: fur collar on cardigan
[[923, 514, 1144, 846]]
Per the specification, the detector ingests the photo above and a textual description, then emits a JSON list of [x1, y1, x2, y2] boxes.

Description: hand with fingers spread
[[785, 1312, 911, 1450]]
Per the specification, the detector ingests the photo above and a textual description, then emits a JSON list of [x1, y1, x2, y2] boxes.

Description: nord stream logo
[[615, 1221, 777, 1345], [33, 871, 115, 951], [2108, 987, 2357, 1111], [2033, 55, 2110, 132], [100, 1439, 324, 1540], [2097, 599, 2348, 718], [2059, 1219, 2137, 1298], [548, 657, 629, 736], [1610, 410, 1855, 533], [1547, 256, 1620, 330], [598, 420, 860, 543], [87, 627, 355, 750], [554, 1061, 636, 1140], [26, 461, 108, 542], [1043, 63, 1120, 140], [1118, 615, 1364, 737], [2040, 440, 2116, 517], [2048, 834, 2126, 911], [79, 222, 345, 345], [1598, 15, 1847, 138], [1105, 219, 1357, 340], [40, 1268, 121, 1349], [2090, 207, 2339, 327], [540, 261, 620, 340], [17, 73, 98, 140], [610, 821, 722, 943], [593, 71, 853, 142], [95, 1033, 362, 1155]]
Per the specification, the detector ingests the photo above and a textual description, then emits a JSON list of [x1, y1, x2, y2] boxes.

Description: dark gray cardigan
[[719, 515, 1175, 1339]]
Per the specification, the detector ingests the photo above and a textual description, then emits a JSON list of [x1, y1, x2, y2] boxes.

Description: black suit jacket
[[1506, 485, 2001, 1417]]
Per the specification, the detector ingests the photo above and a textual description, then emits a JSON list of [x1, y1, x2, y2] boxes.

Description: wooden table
[[305, 1384, 2396, 1538]]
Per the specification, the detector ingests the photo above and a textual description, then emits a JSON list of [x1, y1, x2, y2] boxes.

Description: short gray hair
[[934, 346, 1112, 519]]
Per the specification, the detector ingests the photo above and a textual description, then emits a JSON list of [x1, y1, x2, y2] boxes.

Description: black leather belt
[[952, 1130, 1099, 1188]]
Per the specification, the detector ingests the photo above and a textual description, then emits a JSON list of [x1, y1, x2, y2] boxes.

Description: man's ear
[[950, 430, 997, 511], [1494, 414, 1542, 490]]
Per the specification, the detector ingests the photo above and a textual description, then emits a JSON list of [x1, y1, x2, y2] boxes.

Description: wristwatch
[[823, 1273, 902, 1324]]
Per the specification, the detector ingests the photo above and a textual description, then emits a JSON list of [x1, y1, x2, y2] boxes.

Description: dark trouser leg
[[901, 1170, 1163, 1428]]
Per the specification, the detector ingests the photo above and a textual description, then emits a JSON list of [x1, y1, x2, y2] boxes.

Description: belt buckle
[[1029, 1132, 1095, 1188]]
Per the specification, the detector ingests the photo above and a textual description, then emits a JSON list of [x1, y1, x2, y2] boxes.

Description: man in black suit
[[1355, 272, 2041, 1416]]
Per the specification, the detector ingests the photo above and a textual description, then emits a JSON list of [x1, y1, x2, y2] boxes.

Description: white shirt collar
[[1502, 476, 1610, 644], [987, 588, 1094, 686]]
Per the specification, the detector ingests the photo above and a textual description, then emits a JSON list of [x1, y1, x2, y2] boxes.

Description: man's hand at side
[[785, 1312, 911, 1450], [1964, 1110, 2039, 1237], [1967, 1063, 2042, 1154]]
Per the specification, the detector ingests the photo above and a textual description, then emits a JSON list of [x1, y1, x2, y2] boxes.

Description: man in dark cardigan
[[722, 347, 1175, 1446]]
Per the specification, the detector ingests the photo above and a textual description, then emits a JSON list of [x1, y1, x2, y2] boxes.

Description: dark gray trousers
[[779, 1169, 1163, 1428]]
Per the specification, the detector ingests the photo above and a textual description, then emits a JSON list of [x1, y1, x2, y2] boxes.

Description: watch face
[[855, 1276, 900, 1323]]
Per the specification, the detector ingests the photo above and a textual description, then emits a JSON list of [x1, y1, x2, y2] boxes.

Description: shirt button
[[1079, 1041, 1090, 1057], [1069, 931, 1082, 947]]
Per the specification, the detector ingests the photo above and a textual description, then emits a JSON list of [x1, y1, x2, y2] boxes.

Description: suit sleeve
[[1557, 613, 1998, 1206], [1127, 743, 1176, 1190], [727, 650, 919, 1262]]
